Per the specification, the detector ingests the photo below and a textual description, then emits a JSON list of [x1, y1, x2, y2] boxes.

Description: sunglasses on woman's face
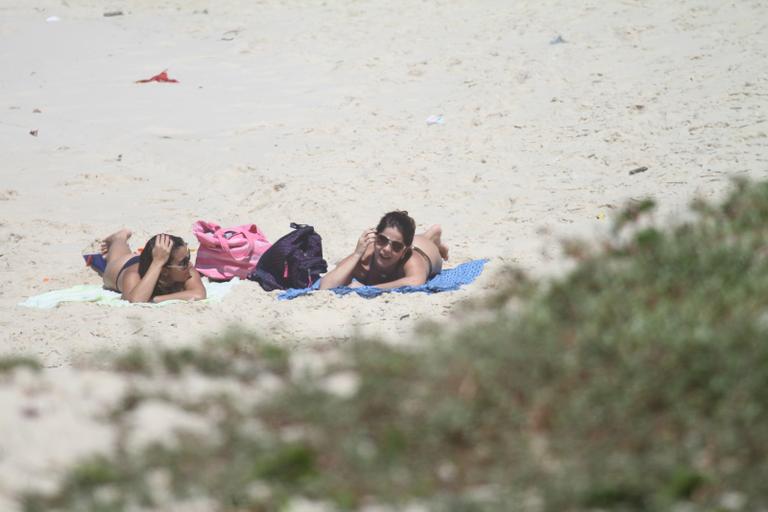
[[166, 254, 191, 270], [375, 233, 406, 253]]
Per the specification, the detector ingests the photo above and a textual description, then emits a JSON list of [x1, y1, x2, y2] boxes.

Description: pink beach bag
[[193, 221, 272, 280]]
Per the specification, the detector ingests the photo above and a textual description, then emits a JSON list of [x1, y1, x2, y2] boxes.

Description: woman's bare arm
[[319, 229, 376, 290], [121, 263, 162, 303], [121, 234, 172, 303], [363, 255, 428, 289], [151, 269, 206, 303]]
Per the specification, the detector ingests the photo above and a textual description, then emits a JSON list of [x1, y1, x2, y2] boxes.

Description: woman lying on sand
[[100, 229, 206, 303], [320, 211, 449, 290]]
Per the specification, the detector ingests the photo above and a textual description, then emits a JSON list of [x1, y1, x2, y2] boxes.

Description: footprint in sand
[[0, 190, 18, 201]]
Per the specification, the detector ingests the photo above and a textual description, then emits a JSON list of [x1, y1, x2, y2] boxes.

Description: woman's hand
[[319, 228, 376, 291], [354, 228, 376, 256], [151, 234, 173, 267]]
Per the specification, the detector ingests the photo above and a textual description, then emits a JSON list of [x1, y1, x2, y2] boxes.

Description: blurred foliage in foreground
[[23, 179, 768, 511]]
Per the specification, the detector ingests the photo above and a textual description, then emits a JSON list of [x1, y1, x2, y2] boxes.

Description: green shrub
[[24, 179, 768, 511], [0, 355, 41, 373], [112, 328, 290, 380]]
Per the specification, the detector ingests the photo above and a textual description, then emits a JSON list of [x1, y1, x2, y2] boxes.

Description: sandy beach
[[0, 0, 766, 508]]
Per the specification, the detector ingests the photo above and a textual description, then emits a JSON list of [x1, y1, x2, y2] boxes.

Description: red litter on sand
[[136, 70, 179, 84]]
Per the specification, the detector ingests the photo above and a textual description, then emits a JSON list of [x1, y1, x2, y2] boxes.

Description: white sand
[[0, 0, 766, 507]]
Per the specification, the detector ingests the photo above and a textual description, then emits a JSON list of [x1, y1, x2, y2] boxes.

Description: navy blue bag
[[248, 223, 328, 291]]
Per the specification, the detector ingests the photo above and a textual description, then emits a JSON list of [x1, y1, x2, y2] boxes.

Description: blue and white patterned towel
[[278, 259, 488, 300]]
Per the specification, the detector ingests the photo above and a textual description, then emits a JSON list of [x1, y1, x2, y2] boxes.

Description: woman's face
[[374, 226, 407, 268], [164, 245, 192, 282]]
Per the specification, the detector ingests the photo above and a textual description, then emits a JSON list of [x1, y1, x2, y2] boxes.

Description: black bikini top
[[361, 251, 409, 285]]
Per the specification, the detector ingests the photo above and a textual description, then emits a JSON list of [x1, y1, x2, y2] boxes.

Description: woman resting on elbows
[[100, 229, 206, 303], [320, 211, 449, 290]]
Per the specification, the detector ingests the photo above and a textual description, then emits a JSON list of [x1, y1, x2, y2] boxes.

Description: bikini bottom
[[412, 246, 435, 280]]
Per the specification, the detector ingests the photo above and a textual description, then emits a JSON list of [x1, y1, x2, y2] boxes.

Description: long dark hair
[[376, 211, 416, 247], [138, 234, 186, 296]]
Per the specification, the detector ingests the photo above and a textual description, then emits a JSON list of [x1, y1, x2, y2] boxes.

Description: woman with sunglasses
[[99, 229, 206, 303], [319, 211, 448, 290]]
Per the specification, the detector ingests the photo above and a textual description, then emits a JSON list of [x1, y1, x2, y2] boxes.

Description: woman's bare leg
[[421, 224, 449, 261], [101, 229, 133, 290], [412, 224, 448, 277], [412, 235, 443, 276]]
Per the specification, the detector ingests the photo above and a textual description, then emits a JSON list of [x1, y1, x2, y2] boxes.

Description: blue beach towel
[[278, 259, 487, 300]]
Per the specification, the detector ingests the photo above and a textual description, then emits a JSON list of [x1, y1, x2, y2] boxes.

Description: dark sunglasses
[[166, 254, 191, 270], [375, 233, 406, 253]]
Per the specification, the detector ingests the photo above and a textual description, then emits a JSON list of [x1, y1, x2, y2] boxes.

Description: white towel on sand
[[19, 279, 240, 309]]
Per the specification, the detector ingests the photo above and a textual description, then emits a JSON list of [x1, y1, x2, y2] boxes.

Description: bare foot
[[423, 224, 449, 260], [101, 228, 132, 257]]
